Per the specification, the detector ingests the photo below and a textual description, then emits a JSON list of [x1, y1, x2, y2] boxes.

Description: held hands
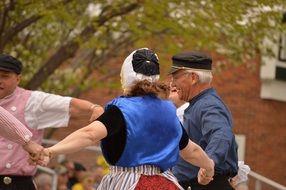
[[22, 140, 44, 161], [197, 168, 213, 185], [28, 147, 52, 166], [197, 159, 215, 185], [229, 175, 239, 188]]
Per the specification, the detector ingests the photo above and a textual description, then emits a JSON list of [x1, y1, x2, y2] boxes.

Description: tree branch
[[0, 0, 75, 52], [0, 15, 42, 51], [71, 35, 135, 97], [25, 3, 140, 90], [0, 0, 15, 49]]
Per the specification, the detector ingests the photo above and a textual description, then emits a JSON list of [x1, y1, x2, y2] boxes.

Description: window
[[260, 13, 286, 102], [276, 13, 286, 81], [276, 32, 286, 81], [235, 134, 246, 161], [278, 32, 286, 62], [275, 66, 286, 81]]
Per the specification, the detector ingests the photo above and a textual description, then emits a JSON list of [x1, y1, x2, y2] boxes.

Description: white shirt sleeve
[[236, 161, 251, 185], [25, 91, 72, 130], [176, 102, 190, 124]]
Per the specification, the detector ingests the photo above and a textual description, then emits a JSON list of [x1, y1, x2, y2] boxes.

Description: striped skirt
[[97, 165, 183, 190]]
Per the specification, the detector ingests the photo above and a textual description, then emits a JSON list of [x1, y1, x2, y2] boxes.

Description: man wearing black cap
[[0, 54, 103, 190], [170, 51, 238, 190]]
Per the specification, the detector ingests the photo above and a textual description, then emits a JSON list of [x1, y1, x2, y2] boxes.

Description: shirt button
[[7, 144, 13, 150], [11, 106, 17, 112], [6, 163, 11, 168], [24, 135, 31, 141]]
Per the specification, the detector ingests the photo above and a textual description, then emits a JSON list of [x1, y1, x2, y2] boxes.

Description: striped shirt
[[0, 106, 32, 145]]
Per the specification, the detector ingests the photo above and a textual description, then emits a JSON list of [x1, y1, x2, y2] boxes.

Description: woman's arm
[[180, 140, 214, 184], [69, 98, 104, 122], [47, 121, 107, 157]]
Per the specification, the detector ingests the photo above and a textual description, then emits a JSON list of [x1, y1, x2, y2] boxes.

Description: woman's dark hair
[[126, 80, 170, 99]]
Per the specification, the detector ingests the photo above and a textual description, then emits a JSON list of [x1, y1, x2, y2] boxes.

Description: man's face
[[170, 69, 193, 102], [0, 70, 20, 99]]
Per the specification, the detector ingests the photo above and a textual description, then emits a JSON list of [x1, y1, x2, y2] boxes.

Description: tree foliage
[[0, 0, 285, 95]]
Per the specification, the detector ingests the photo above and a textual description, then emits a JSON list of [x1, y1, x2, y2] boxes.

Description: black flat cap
[[169, 51, 212, 74], [0, 54, 22, 74]]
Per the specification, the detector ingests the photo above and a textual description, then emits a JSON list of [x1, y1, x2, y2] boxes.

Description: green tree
[[0, 0, 285, 95]]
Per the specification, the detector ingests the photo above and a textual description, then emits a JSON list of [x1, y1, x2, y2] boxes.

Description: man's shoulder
[[191, 94, 224, 112]]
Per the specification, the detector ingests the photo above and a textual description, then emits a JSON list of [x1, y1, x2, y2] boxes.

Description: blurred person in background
[[34, 173, 52, 190], [95, 155, 109, 175], [54, 164, 69, 190], [68, 162, 87, 189], [72, 172, 95, 190], [90, 164, 104, 189], [61, 160, 75, 189]]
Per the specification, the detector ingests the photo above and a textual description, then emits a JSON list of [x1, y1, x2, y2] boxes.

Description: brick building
[[214, 62, 286, 187]]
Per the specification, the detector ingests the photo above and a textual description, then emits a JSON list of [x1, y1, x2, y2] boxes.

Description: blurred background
[[1, 0, 286, 189]]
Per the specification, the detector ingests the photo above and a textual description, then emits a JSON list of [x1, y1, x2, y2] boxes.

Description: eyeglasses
[[172, 71, 190, 80]]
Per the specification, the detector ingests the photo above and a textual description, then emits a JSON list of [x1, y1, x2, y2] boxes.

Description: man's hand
[[229, 175, 239, 188], [28, 148, 51, 166], [36, 148, 51, 166], [22, 140, 44, 161], [197, 168, 213, 185], [197, 159, 214, 185]]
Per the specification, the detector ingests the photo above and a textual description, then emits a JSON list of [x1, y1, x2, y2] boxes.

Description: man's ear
[[16, 74, 21, 85], [191, 72, 199, 85]]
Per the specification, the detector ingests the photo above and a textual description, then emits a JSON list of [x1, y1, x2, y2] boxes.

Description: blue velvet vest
[[103, 96, 182, 171]]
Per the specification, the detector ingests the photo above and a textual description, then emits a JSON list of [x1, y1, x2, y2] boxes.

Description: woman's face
[[168, 87, 186, 108]]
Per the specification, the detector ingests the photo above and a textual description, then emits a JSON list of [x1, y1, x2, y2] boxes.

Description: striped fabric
[[0, 106, 32, 145], [97, 165, 184, 190]]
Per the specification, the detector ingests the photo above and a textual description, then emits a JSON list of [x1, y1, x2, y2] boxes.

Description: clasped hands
[[23, 142, 51, 166], [197, 159, 215, 185]]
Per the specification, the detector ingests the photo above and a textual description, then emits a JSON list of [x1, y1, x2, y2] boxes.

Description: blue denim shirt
[[173, 88, 238, 181]]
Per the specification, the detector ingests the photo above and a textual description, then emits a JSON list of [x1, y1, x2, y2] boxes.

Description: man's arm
[[0, 106, 43, 156], [201, 104, 235, 166], [69, 98, 104, 122], [25, 92, 104, 130]]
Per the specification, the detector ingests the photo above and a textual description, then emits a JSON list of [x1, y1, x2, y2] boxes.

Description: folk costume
[[95, 48, 189, 190]]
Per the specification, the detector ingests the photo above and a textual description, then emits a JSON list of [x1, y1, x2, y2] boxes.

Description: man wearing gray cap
[[0, 54, 103, 190], [169, 51, 238, 190]]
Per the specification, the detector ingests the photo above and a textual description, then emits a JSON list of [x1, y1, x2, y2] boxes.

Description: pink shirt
[[0, 106, 32, 145], [0, 87, 71, 175]]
